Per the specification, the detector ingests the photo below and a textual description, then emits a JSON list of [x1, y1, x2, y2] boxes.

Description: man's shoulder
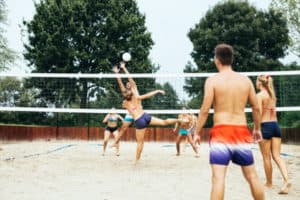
[[206, 74, 217, 82], [231, 71, 252, 84]]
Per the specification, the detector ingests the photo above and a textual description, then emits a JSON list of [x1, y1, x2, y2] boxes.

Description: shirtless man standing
[[195, 44, 265, 200]]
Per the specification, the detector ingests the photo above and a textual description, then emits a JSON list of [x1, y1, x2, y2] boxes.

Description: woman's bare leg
[[135, 128, 146, 163], [111, 121, 131, 147], [113, 130, 120, 156], [183, 137, 189, 152], [259, 139, 272, 188], [175, 134, 183, 156], [103, 130, 110, 156], [150, 116, 179, 126], [271, 137, 291, 194]]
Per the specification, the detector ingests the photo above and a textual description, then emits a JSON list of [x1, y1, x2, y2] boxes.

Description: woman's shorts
[[135, 113, 152, 129], [261, 121, 282, 140], [179, 129, 188, 135], [106, 126, 118, 133]]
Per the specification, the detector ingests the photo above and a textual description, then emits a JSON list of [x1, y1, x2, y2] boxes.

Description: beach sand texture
[[0, 141, 299, 200]]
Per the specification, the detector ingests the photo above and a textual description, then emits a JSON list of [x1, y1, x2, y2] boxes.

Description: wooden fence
[[0, 125, 298, 143]]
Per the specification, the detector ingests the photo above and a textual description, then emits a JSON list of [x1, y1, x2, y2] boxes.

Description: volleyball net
[[0, 70, 299, 127]]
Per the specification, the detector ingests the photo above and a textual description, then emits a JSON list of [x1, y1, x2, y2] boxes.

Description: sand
[[0, 140, 299, 200]]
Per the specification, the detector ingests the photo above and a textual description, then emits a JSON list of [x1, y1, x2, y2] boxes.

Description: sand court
[[0, 141, 299, 200]]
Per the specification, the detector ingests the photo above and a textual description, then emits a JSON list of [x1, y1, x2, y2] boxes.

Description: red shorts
[[209, 125, 254, 166], [210, 125, 252, 144]]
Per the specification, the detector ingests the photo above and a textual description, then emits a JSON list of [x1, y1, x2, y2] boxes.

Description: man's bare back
[[210, 70, 253, 125], [195, 43, 264, 200]]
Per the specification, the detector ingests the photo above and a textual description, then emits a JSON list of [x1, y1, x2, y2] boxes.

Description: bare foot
[[278, 182, 292, 194], [133, 159, 140, 165], [195, 153, 200, 158], [264, 183, 273, 189], [110, 142, 119, 148], [176, 153, 180, 156]]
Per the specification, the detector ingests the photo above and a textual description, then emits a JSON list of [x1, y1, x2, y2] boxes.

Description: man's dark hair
[[214, 44, 234, 65]]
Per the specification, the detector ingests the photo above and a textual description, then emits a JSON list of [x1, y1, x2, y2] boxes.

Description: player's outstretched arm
[[120, 62, 136, 87], [137, 90, 165, 100], [112, 65, 126, 93]]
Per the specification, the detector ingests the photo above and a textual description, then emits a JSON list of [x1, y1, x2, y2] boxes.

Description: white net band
[[1, 70, 300, 78], [0, 107, 299, 114]]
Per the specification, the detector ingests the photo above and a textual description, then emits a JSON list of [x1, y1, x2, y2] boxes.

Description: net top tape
[[1, 70, 300, 78]]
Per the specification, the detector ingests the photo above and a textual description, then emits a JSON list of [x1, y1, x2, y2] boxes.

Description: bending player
[[184, 111, 199, 151], [113, 62, 184, 163], [256, 74, 291, 194], [173, 110, 199, 157], [102, 108, 123, 156]]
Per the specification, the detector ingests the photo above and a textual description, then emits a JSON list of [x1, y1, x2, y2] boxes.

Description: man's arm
[[195, 77, 214, 136], [248, 82, 261, 131], [248, 80, 262, 142], [137, 90, 165, 100]]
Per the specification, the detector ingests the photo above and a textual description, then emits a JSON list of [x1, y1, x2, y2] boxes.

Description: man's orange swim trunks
[[209, 125, 254, 166]]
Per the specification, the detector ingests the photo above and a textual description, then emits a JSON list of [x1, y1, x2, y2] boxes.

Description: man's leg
[[210, 164, 228, 200], [241, 165, 265, 200]]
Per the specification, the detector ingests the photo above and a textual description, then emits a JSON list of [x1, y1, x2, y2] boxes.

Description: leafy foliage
[[0, 0, 15, 70], [271, 0, 300, 56]]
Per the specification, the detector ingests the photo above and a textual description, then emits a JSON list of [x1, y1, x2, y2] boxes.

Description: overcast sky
[[4, 0, 299, 98]]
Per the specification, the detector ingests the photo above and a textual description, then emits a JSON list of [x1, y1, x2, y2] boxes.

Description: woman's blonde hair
[[257, 75, 276, 99]]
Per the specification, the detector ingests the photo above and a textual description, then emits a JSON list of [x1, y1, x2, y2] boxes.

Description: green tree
[[0, 77, 21, 106], [142, 82, 180, 122], [0, 77, 49, 125], [271, 0, 300, 56], [0, 0, 15, 70], [147, 82, 180, 110], [184, 0, 289, 104], [23, 0, 156, 111]]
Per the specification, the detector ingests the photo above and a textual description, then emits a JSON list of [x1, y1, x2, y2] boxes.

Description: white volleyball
[[122, 52, 131, 62]]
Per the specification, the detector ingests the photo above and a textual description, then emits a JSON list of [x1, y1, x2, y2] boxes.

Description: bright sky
[[4, 0, 299, 97]]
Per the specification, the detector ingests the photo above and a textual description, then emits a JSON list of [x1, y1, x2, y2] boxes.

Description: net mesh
[[0, 71, 299, 127]]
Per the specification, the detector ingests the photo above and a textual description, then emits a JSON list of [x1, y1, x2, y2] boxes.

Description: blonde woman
[[256, 75, 291, 194]]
